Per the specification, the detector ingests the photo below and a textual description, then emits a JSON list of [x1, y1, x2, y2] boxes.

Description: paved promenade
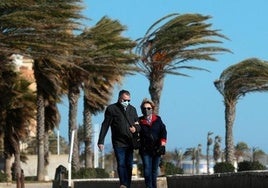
[[0, 182, 52, 188]]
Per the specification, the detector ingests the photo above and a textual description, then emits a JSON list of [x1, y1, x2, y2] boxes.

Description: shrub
[[238, 161, 266, 171], [94, 168, 110, 178], [72, 168, 109, 179], [0, 171, 7, 182], [138, 160, 183, 177], [164, 162, 183, 175], [214, 162, 235, 173], [24, 176, 37, 181]]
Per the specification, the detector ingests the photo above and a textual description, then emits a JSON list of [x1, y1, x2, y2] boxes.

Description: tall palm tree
[[56, 16, 129, 172], [0, 1, 86, 180], [77, 16, 138, 168], [0, 60, 18, 182], [82, 77, 117, 168], [0, 59, 36, 183], [34, 58, 66, 178], [136, 13, 231, 114], [67, 76, 81, 172], [214, 58, 268, 164]]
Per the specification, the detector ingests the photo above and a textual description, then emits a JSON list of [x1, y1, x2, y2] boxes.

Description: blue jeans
[[141, 153, 161, 188], [114, 146, 134, 188]]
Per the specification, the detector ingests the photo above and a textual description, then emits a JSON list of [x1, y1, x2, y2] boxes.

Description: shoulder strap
[[117, 104, 132, 127]]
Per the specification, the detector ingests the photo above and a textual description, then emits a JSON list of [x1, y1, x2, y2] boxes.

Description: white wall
[[21, 154, 68, 181]]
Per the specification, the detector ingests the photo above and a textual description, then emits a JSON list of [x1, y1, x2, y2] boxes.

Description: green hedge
[[72, 168, 109, 179], [0, 171, 7, 182], [238, 161, 266, 171], [214, 162, 235, 173]]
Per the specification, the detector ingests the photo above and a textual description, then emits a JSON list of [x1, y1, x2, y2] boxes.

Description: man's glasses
[[122, 99, 130, 102], [143, 107, 152, 110]]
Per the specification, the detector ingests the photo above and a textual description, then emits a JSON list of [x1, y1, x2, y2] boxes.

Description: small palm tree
[[251, 147, 265, 162], [234, 142, 250, 162], [213, 135, 222, 163], [214, 58, 268, 164], [206, 131, 213, 174], [195, 144, 202, 174], [174, 148, 184, 168], [184, 148, 195, 174], [136, 13, 231, 113]]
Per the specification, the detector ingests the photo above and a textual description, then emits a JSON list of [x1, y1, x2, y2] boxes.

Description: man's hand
[[129, 126, 136, 133], [98, 144, 104, 151], [130, 121, 139, 133]]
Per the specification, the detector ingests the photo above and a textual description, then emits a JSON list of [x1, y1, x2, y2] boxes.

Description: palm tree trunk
[[149, 74, 164, 114], [8, 135, 22, 187], [14, 151, 22, 188], [225, 101, 236, 164], [44, 132, 49, 177], [68, 85, 80, 172], [196, 149, 200, 174], [192, 159, 195, 174], [83, 96, 93, 168], [5, 155, 12, 182], [206, 132, 213, 174], [36, 91, 45, 181], [206, 144, 209, 174]]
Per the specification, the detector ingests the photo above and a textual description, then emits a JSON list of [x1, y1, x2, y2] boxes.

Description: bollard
[[53, 165, 67, 188]]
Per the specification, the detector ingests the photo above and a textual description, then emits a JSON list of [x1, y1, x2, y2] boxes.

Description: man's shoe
[[120, 185, 127, 188]]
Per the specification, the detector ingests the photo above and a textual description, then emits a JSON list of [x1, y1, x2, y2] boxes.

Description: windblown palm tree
[[251, 147, 265, 162], [183, 147, 196, 174], [234, 142, 250, 162], [0, 59, 36, 183], [136, 13, 231, 114], [34, 58, 67, 178], [82, 76, 118, 168], [214, 58, 268, 164], [0, 0, 85, 180], [77, 16, 138, 168]]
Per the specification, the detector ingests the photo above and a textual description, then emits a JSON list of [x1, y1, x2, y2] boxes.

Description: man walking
[[98, 90, 140, 188]]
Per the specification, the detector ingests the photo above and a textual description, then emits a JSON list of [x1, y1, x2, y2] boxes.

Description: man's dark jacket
[[98, 102, 140, 148]]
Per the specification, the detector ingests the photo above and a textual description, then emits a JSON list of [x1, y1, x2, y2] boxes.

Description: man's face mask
[[121, 99, 130, 108]]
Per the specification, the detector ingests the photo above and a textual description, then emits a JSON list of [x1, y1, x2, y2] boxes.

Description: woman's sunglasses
[[143, 107, 152, 110]]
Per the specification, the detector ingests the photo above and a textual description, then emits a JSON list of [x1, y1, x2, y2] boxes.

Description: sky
[[58, 0, 268, 154]]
